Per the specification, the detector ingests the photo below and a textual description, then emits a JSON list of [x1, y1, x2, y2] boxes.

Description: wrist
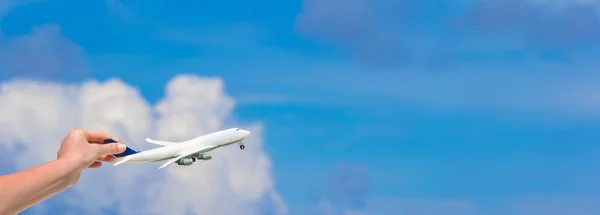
[[53, 158, 83, 185], [55, 157, 82, 172]]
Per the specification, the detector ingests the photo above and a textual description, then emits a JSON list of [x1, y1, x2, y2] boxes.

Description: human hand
[[56, 129, 126, 185]]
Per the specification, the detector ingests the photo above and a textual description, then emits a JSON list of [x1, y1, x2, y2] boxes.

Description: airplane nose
[[240, 129, 251, 137]]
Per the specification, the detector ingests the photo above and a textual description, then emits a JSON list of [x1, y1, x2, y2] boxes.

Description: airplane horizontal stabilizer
[[113, 156, 133, 166]]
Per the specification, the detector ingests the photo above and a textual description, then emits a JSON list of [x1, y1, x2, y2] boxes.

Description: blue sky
[[2, 0, 600, 214]]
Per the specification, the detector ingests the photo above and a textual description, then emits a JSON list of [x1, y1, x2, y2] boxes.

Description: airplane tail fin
[[103, 139, 140, 158]]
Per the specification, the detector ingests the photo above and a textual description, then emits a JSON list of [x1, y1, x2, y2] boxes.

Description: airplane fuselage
[[111, 128, 250, 164]]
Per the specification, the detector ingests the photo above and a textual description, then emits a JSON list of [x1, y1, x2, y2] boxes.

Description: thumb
[[95, 142, 127, 156]]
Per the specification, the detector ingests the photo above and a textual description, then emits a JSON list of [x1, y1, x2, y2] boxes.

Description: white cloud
[[0, 75, 287, 215]]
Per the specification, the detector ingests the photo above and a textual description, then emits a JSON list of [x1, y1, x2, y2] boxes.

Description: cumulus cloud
[[0, 75, 286, 215], [0, 24, 90, 80], [0, 3, 284, 214]]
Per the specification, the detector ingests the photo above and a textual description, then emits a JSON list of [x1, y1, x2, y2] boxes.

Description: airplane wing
[[158, 145, 218, 169], [145, 138, 178, 147], [158, 154, 188, 169]]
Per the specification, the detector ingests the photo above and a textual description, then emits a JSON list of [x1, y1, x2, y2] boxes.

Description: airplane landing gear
[[238, 140, 245, 150]]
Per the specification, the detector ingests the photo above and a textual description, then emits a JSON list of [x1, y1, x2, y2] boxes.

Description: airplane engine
[[193, 153, 212, 160], [177, 158, 194, 166]]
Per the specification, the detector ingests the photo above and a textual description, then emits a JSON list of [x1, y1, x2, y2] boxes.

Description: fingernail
[[117, 143, 126, 152]]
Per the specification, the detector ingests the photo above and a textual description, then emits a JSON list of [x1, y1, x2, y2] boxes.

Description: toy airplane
[[103, 128, 251, 169]]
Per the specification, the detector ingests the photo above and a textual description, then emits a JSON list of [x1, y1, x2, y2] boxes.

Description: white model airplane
[[103, 128, 251, 169]]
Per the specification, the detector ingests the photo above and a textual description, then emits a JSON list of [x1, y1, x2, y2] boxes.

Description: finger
[[89, 161, 102, 168], [93, 142, 126, 156], [69, 128, 115, 143], [111, 137, 123, 143], [97, 155, 114, 162], [91, 137, 125, 145], [84, 130, 117, 143], [88, 161, 102, 168]]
